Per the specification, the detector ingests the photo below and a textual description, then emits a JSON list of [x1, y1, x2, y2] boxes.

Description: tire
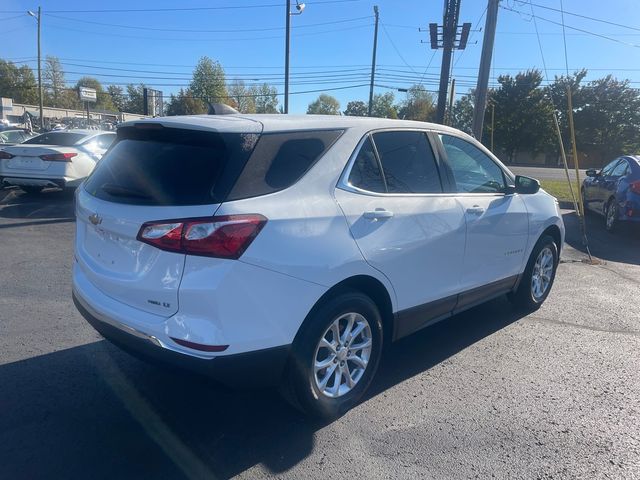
[[605, 198, 619, 233], [509, 235, 559, 311], [281, 291, 383, 419], [21, 186, 43, 194]]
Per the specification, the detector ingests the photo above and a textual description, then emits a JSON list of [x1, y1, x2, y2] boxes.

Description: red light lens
[[137, 214, 267, 259], [170, 337, 229, 352], [40, 152, 78, 161], [0, 151, 14, 159]]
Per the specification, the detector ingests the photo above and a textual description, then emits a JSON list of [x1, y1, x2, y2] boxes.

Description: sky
[[1, 0, 640, 114]]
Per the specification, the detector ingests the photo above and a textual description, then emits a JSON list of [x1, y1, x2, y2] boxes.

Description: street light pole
[[284, 0, 291, 114], [28, 7, 43, 130], [368, 6, 379, 117], [284, 1, 305, 114]]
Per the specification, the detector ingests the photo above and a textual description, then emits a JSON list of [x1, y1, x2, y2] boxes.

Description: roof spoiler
[[207, 103, 239, 115]]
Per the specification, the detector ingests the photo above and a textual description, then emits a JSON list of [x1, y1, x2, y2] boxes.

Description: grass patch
[[539, 179, 580, 202]]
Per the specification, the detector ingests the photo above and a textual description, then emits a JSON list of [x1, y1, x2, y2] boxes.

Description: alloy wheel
[[313, 312, 373, 398], [531, 246, 554, 301]]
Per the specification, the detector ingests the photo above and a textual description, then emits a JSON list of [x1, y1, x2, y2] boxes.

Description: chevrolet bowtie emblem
[[88, 213, 102, 225]]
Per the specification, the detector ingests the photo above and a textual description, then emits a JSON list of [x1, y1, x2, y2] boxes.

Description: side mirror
[[586, 169, 598, 177], [514, 175, 540, 195]]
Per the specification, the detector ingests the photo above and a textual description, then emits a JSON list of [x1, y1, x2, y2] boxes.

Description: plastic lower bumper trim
[[72, 292, 291, 388]]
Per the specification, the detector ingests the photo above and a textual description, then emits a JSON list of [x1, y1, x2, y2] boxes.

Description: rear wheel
[[605, 198, 619, 233], [281, 291, 383, 419], [21, 186, 43, 195], [509, 235, 558, 311]]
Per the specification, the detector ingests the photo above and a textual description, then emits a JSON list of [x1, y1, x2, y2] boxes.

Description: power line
[[0, 0, 361, 14], [380, 22, 420, 75], [526, 1, 640, 33], [501, 4, 640, 48], [44, 13, 373, 33]]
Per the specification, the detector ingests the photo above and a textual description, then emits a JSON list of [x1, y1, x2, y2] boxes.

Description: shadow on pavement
[[563, 210, 640, 265], [0, 297, 524, 480], [0, 187, 75, 221]]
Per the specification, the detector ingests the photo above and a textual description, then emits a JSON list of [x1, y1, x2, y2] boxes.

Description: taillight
[[630, 180, 640, 195], [137, 214, 267, 259], [40, 152, 78, 161], [0, 151, 14, 159]]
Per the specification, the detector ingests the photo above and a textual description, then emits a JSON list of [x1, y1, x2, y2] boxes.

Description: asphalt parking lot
[[0, 187, 639, 479]]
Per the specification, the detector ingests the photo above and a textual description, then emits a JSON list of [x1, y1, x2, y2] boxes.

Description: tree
[[228, 79, 256, 113], [370, 92, 398, 118], [166, 88, 207, 116], [107, 85, 127, 112], [75, 77, 115, 111], [0, 59, 38, 104], [190, 56, 228, 105], [252, 83, 279, 113], [398, 85, 435, 121], [43, 56, 69, 108], [450, 93, 474, 134], [124, 84, 146, 114], [307, 93, 340, 115], [343, 100, 368, 116], [490, 70, 554, 161]]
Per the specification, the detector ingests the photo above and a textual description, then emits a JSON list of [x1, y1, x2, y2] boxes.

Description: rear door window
[[227, 129, 343, 200], [84, 127, 259, 206], [347, 136, 386, 193]]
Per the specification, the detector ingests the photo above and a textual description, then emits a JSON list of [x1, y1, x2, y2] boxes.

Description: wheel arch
[[541, 224, 562, 253], [300, 275, 395, 346]]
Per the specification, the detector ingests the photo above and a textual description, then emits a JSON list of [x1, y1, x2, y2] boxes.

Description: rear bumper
[[73, 290, 291, 388], [1, 175, 68, 188]]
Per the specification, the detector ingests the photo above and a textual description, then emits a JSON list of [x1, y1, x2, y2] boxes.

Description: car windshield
[[23, 132, 87, 146]]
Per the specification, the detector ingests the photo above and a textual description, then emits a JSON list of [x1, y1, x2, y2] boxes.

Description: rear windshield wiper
[[100, 183, 152, 200]]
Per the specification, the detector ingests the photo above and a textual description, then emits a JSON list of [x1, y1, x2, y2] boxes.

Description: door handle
[[364, 209, 394, 220], [466, 205, 485, 215]]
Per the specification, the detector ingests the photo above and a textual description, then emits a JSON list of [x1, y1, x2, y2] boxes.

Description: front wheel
[[281, 291, 383, 419], [605, 198, 619, 233], [509, 235, 558, 311]]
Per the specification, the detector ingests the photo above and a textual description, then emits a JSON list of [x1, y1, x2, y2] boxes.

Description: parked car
[[0, 129, 35, 147], [0, 129, 115, 193], [72, 115, 564, 418], [581, 156, 640, 232]]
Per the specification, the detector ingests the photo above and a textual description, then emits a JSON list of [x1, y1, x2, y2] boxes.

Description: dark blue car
[[582, 155, 640, 232]]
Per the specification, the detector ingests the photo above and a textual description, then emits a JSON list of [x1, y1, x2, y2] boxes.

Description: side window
[[611, 160, 629, 177], [348, 136, 386, 193], [371, 131, 442, 193], [440, 134, 506, 194], [601, 159, 621, 176]]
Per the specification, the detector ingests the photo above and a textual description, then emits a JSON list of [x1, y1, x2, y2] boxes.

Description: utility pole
[[28, 7, 43, 129], [284, 0, 291, 114], [435, 0, 461, 124], [368, 5, 379, 117], [472, 0, 499, 140], [426, 0, 469, 124]]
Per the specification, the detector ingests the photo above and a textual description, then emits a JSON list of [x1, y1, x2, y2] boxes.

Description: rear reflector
[[170, 337, 229, 352], [0, 151, 14, 159], [40, 152, 78, 161], [137, 214, 267, 259]]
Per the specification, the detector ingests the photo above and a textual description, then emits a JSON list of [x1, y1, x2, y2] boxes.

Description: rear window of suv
[[24, 132, 86, 145], [84, 126, 342, 206]]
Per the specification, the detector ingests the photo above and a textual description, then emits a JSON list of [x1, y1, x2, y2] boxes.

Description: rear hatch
[[75, 120, 262, 317], [2, 145, 79, 171]]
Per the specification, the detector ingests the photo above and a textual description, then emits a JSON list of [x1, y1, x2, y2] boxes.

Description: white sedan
[[0, 129, 115, 193]]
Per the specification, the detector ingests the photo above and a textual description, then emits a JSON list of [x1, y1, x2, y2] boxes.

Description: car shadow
[[0, 296, 525, 480], [0, 187, 75, 223], [562, 210, 640, 265]]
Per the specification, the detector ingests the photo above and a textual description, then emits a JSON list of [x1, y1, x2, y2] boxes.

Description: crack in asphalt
[[526, 314, 640, 338]]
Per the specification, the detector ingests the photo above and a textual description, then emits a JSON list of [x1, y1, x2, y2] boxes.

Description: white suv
[[72, 115, 564, 418]]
